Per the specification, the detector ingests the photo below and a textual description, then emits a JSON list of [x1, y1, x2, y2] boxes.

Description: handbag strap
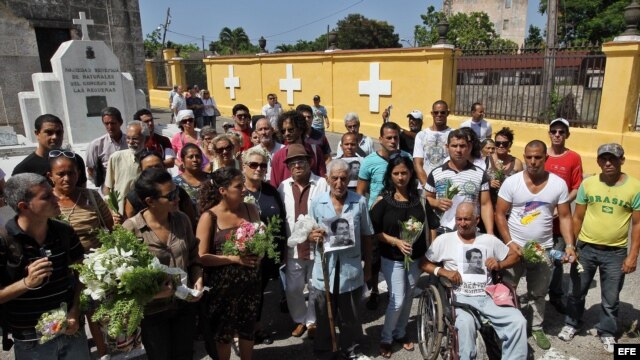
[[87, 189, 108, 229]]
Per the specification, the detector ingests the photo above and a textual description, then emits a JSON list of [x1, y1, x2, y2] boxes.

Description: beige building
[[450, 0, 528, 46]]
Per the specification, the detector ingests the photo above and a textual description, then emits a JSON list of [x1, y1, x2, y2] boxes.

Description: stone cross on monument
[[358, 63, 391, 112], [73, 12, 94, 41], [279, 64, 301, 105]]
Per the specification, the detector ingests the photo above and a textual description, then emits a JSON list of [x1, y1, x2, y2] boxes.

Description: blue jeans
[[455, 294, 528, 360], [380, 257, 419, 344], [549, 235, 566, 299], [505, 254, 552, 331], [13, 329, 91, 360], [565, 242, 627, 337]]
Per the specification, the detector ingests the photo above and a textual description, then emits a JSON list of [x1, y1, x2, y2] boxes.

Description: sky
[[138, 0, 546, 51]]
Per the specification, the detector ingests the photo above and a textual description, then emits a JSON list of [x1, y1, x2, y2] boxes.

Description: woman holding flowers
[[242, 147, 286, 344], [48, 150, 116, 358], [197, 167, 261, 360], [487, 127, 523, 206], [369, 154, 439, 358], [122, 168, 203, 360]]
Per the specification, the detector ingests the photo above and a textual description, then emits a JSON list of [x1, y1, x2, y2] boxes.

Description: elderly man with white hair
[[104, 120, 149, 213], [307, 159, 374, 360], [335, 113, 375, 158]]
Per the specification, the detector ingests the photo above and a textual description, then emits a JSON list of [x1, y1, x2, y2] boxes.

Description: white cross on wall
[[224, 65, 240, 100], [358, 63, 392, 112], [73, 12, 94, 41], [279, 64, 301, 105]]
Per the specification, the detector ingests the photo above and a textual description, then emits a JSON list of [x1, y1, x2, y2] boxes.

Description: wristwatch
[[565, 244, 575, 249]]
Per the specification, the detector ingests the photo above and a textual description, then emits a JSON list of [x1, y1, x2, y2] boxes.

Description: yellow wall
[[147, 43, 640, 178]]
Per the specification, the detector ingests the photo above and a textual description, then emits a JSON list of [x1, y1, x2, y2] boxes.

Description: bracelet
[[505, 240, 514, 246], [434, 266, 441, 277], [23, 277, 44, 291], [565, 244, 575, 249]]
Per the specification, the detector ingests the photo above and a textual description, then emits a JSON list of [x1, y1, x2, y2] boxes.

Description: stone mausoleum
[[0, 0, 146, 136]]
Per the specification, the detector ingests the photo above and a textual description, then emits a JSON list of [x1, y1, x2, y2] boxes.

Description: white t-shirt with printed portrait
[[497, 172, 569, 249], [426, 232, 509, 297]]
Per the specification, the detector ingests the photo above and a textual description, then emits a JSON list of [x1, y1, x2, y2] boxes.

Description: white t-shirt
[[498, 172, 569, 248], [426, 232, 509, 297], [460, 118, 492, 142], [413, 127, 452, 177]]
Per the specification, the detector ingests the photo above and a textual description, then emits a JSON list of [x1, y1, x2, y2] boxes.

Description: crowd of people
[[0, 93, 638, 360]]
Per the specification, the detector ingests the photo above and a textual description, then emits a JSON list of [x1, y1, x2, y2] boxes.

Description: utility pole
[[201, 35, 206, 58], [542, 0, 558, 121], [326, 25, 329, 49], [161, 7, 171, 49]]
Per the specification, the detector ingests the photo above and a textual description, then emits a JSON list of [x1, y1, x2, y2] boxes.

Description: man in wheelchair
[[420, 203, 527, 359]]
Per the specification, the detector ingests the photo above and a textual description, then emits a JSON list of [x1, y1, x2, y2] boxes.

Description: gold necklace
[[59, 191, 81, 222]]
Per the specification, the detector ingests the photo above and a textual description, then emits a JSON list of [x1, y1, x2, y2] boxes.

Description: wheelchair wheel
[[417, 284, 444, 360]]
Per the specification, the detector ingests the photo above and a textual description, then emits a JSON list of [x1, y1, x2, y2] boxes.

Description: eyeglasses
[[282, 127, 297, 134], [215, 144, 234, 154], [432, 110, 448, 115], [157, 188, 179, 201], [286, 159, 307, 167], [550, 129, 566, 135], [235, 113, 249, 119], [246, 162, 268, 170], [181, 118, 194, 124], [49, 150, 76, 159], [495, 141, 511, 148]]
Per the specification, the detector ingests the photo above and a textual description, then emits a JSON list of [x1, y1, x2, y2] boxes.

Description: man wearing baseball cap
[[545, 118, 583, 314], [559, 143, 640, 353], [399, 110, 423, 154]]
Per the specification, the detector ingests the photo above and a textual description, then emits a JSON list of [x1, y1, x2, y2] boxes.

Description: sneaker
[[532, 330, 551, 350], [558, 325, 577, 342], [600, 336, 615, 353]]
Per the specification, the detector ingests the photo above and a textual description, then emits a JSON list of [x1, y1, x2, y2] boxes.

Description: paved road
[[1, 109, 638, 359]]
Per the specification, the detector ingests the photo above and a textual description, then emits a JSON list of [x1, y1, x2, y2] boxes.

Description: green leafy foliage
[[414, 6, 518, 49], [335, 14, 401, 50], [222, 216, 282, 262], [209, 27, 261, 55], [539, 0, 631, 44]]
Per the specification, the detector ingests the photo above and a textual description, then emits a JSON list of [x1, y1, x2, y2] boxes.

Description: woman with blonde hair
[[205, 134, 240, 173]]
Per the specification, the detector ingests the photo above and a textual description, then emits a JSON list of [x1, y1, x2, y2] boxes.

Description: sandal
[[379, 342, 393, 358], [393, 336, 414, 351]]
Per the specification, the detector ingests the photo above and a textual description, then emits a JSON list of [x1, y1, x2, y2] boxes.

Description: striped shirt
[[0, 218, 84, 340], [426, 161, 490, 230]]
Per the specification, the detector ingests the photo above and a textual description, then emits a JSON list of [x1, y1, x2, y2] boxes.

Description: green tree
[[539, 0, 630, 44], [209, 27, 260, 55], [525, 25, 544, 47], [165, 41, 200, 58], [274, 39, 323, 53], [414, 6, 518, 49], [333, 14, 401, 49], [144, 28, 163, 59]]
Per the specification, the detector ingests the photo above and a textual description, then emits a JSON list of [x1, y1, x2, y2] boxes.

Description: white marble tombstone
[[18, 12, 145, 145]]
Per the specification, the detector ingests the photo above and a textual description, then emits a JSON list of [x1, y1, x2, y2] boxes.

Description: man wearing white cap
[[460, 102, 492, 142], [399, 110, 423, 154], [559, 143, 640, 353], [544, 118, 583, 314]]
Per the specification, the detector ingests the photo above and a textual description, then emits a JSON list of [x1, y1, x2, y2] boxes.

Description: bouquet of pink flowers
[[399, 217, 424, 269], [35, 303, 68, 344], [222, 216, 281, 262]]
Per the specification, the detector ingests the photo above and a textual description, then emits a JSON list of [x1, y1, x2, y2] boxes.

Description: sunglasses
[[181, 118, 194, 124], [389, 152, 411, 161], [282, 127, 297, 134], [49, 150, 76, 159], [157, 187, 179, 201], [215, 144, 234, 154], [495, 141, 511, 148], [246, 162, 268, 170], [550, 129, 566, 135], [432, 110, 448, 115], [235, 113, 249, 119]]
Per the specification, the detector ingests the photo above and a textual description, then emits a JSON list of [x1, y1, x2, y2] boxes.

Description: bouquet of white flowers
[[72, 226, 166, 342], [399, 217, 424, 269]]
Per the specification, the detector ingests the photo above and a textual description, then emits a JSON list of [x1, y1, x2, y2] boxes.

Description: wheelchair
[[416, 273, 517, 360]]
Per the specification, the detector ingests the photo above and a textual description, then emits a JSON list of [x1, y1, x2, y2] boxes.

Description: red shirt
[[545, 149, 583, 235], [234, 126, 252, 152]]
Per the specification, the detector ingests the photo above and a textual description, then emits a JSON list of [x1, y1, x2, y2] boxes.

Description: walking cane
[[319, 242, 338, 352]]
